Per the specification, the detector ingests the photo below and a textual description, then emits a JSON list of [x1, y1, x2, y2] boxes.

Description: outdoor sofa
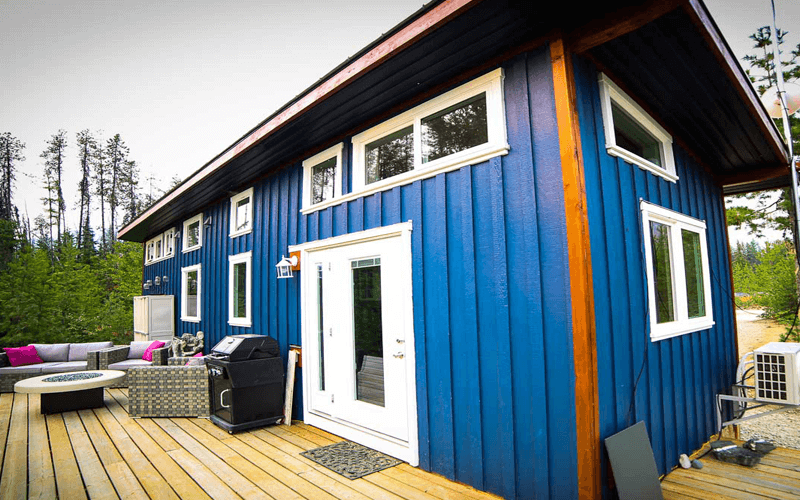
[[0, 341, 114, 393], [127, 356, 210, 417], [95, 340, 172, 387]]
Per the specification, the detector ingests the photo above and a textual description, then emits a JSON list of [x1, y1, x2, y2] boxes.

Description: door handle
[[396, 339, 404, 344], [220, 389, 231, 409], [393, 353, 404, 359]]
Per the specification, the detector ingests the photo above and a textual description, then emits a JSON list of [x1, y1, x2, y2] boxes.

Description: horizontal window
[[145, 228, 175, 265], [599, 73, 676, 182], [641, 202, 713, 341], [301, 69, 508, 214]]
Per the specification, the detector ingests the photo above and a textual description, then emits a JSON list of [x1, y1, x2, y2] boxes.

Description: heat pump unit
[[753, 342, 800, 405], [133, 295, 175, 342]]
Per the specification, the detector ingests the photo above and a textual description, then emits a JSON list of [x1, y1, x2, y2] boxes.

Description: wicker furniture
[[96, 342, 171, 388], [126, 357, 210, 418], [0, 341, 113, 393]]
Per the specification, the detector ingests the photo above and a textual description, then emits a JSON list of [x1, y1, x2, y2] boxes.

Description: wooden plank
[[78, 408, 149, 499], [167, 448, 241, 500], [63, 411, 119, 500], [550, 36, 600, 500], [362, 472, 441, 500], [0, 393, 13, 472], [153, 418, 271, 499], [102, 394, 211, 500], [283, 349, 297, 425], [173, 419, 308, 500], [93, 404, 179, 500], [695, 459, 800, 495], [669, 466, 799, 500], [661, 480, 718, 500], [28, 395, 56, 500], [0, 394, 27, 500], [395, 465, 502, 500], [47, 414, 88, 500], [664, 471, 774, 500]]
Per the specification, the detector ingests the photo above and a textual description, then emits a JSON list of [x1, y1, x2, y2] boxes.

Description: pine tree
[[121, 159, 140, 226], [40, 130, 68, 244], [75, 130, 97, 255], [104, 134, 129, 245], [0, 132, 25, 221], [93, 135, 109, 253]]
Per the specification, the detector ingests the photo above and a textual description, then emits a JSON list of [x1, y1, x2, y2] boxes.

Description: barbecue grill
[[206, 334, 284, 433]]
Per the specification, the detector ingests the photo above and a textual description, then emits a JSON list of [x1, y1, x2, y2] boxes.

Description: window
[[300, 69, 507, 214], [302, 143, 343, 210], [144, 228, 175, 265], [641, 202, 713, 341], [183, 213, 203, 252], [228, 252, 252, 327], [599, 73, 676, 182], [229, 188, 254, 237], [181, 264, 201, 322]]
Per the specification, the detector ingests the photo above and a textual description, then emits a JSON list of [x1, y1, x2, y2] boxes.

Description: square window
[[181, 264, 201, 322], [228, 252, 252, 327], [642, 202, 713, 341], [183, 213, 203, 252], [599, 74, 677, 182], [229, 188, 254, 238], [302, 143, 343, 210]]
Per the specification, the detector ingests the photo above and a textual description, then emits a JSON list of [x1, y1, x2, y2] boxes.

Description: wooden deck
[[662, 441, 800, 499], [0, 389, 501, 500]]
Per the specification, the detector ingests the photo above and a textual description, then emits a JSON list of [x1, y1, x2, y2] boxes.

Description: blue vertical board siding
[[572, 56, 737, 484], [142, 45, 578, 499]]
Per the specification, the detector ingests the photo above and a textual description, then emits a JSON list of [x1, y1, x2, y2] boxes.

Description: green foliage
[[0, 234, 140, 347]]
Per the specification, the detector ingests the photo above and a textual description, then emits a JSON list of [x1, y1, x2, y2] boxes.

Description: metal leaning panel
[[572, 56, 737, 482], [142, 47, 578, 500]]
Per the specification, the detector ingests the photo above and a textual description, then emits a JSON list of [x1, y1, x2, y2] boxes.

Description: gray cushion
[[68, 341, 113, 362], [108, 359, 152, 370], [30, 343, 70, 362], [128, 341, 156, 359], [40, 361, 88, 374], [0, 364, 43, 375]]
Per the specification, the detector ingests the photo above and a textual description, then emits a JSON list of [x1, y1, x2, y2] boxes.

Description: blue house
[[119, 1, 789, 498]]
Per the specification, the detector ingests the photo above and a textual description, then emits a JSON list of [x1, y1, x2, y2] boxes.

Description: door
[[295, 223, 417, 463]]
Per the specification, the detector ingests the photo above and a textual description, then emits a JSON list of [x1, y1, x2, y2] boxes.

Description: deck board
[[1, 393, 28, 500], [47, 413, 88, 500], [28, 394, 57, 499]]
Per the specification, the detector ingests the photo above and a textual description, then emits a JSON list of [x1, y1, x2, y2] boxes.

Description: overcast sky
[[1, 0, 798, 245]]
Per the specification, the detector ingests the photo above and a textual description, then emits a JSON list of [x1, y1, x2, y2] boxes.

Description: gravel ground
[[734, 308, 800, 450]]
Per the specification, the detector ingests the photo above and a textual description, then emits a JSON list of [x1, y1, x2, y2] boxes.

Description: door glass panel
[[351, 258, 384, 407], [682, 229, 706, 318], [316, 263, 325, 391], [650, 221, 674, 323]]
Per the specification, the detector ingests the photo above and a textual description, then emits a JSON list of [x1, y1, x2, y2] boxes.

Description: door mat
[[300, 441, 403, 479]]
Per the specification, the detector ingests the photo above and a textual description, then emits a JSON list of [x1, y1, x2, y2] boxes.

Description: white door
[[294, 223, 418, 464]]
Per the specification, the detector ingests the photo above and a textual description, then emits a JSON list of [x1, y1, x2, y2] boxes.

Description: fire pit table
[[14, 370, 126, 414]]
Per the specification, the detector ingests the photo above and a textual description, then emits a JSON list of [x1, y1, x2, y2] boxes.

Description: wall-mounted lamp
[[276, 254, 299, 279], [204, 216, 212, 227], [154, 276, 161, 286], [162, 275, 169, 283], [174, 230, 181, 239], [143, 280, 152, 290]]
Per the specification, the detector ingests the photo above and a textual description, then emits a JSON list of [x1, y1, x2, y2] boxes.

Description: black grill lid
[[210, 334, 280, 361]]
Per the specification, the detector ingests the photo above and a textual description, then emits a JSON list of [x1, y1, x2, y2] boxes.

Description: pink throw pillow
[[193, 352, 203, 357], [5, 345, 43, 366], [142, 341, 165, 362]]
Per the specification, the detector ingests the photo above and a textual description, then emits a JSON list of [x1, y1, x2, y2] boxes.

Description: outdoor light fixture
[[162, 275, 169, 283], [154, 276, 161, 286], [204, 216, 212, 227], [174, 230, 181, 239], [276, 255, 298, 279], [145, 279, 153, 287]]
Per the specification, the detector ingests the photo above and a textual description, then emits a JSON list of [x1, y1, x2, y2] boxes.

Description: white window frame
[[302, 143, 343, 211], [144, 228, 176, 265], [302, 68, 509, 214], [641, 201, 713, 341], [182, 213, 203, 252], [229, 187, 254, 238], [599, 73, 677, 182], [180, 264, 202, 323], [228, 251, 252, 327]]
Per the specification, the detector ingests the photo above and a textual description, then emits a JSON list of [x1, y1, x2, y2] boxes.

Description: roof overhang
[[119, 0, 789, 242]]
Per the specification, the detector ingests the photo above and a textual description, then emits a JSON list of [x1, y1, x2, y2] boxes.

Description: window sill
[[181, 317, 200, 323], [145, 254, 174, 266], [229, 228, 252, 239], [301, 143, 509, 215], [228, 320, 252, 328], [607, 146, 678, 183], [650, 319, 714, 342], [182, 246, 201, 254]]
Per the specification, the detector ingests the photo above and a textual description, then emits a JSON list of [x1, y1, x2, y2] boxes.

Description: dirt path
[[735, 308, 786, 357]]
